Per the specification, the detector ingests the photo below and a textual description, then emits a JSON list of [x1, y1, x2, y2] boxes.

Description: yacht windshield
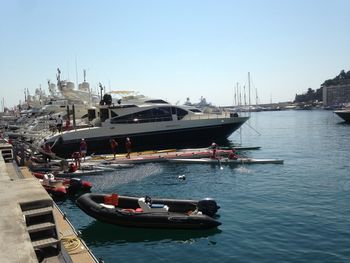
[[110, 107, 172, 124], [144, 99, 169, 104]]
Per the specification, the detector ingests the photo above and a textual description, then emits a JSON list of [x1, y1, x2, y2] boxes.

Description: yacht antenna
[[99, 82, 103, 101], [47, 80, 50, 95], [57, 68, 62, 91], [83, 69, 86, 82]]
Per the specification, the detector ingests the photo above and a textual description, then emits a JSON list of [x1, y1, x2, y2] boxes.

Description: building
[[322, 84, 350, 107]]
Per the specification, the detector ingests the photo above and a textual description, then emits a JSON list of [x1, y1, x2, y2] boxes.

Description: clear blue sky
[[1, 0, 350, 107]]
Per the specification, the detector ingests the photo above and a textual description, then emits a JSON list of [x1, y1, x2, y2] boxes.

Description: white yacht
[[43, 93, 249, 157]]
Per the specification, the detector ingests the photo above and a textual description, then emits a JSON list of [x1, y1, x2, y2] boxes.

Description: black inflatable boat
[[76, 193, 221, 229]]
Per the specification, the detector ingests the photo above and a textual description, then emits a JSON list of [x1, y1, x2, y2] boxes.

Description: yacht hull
[[334, 110, 350, 122], [49, 118, 247, 158]]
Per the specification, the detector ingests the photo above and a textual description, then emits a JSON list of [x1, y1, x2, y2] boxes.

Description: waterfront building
[[322, 83, 350, 107]]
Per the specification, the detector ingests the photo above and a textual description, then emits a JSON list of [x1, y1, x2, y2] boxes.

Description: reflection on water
[[81, 220, 222, 245]]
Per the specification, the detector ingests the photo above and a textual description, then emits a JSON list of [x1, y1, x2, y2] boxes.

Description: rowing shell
[[167, 157, 284, 165]]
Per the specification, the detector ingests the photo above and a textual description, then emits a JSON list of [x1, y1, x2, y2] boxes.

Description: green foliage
[[322, 70, 350, 87], [294, 87, 322, 103]]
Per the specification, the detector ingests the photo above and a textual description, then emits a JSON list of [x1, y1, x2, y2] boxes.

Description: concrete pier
[[0, 142, 98, 263], [0, 156, 49, 262]]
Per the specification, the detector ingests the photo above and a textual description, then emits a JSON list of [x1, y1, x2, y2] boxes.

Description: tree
[[294, 87, 322, 103], [322, 70, 350, 86]]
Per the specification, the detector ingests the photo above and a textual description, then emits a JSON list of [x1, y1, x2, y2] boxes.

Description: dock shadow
[[80, 220, 222, 245]]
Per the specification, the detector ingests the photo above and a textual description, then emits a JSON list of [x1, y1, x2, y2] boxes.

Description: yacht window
[[100, 108, 109, 122], [110, 107, 172, 124], [189, 108, 202, 113], [174, 107, 188, 120], [110, 105, 137, 109], [153, 107, 171, 117], [145, 100, 169, 104], [111, 111, 118, 118], [88, 109, 96, 121]]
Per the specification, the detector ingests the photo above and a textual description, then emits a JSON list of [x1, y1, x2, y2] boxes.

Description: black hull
[[52, 122, 243, 158], [335, 111, 350, 122], [76, 193, 221, 229]]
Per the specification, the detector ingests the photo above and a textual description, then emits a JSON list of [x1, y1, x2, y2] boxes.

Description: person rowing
[[210, 142, 223, 169], [210, 142, 218, 159], [228, 149, 239, 160]]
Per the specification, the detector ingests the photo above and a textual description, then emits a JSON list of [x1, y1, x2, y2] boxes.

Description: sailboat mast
[[244, 85, 247, 106], [75, 57, 78, 89], [248, 72, 251, 107]]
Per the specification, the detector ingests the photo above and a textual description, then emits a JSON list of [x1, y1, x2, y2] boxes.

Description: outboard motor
[[197, 198, 220, 217], [69, 178, 83, 193], [70, 178, 82, 185]]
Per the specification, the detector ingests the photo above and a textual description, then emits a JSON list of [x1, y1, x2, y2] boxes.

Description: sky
[[1, 0, 350, 108]]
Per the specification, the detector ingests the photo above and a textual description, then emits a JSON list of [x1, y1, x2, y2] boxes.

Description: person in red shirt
[[68, 162, 78, 173], [210, 142, 218, 159], [71, 151, 81, 169], [110, 138, 118, 159], [65, 118, 71, 131], [125, 137, 132, 159], [79, 138, 87, 162], [228, 149, 239, 160]]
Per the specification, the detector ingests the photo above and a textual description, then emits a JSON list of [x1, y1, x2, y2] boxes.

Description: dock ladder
[[20, 200, 61, 261]]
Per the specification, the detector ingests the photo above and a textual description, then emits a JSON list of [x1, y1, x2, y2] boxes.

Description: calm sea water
[[57, 110, 350, 263]]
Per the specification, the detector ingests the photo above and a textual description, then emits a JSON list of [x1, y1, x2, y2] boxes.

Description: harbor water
[[57, 110, 350, 263]]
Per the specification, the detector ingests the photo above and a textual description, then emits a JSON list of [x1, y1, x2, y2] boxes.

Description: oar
[[217, 157, 223, 170]]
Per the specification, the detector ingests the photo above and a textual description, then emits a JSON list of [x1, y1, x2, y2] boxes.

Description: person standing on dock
[[65, 118, 71, 131], [80, 138, 87, 162], [110, 138, 118, 159], [71, 151, 81, 169], [56, 115, 63, 133], [125, 137, 132, 159], [42, 139, 52, 163], [210, 142, 218, 159]]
